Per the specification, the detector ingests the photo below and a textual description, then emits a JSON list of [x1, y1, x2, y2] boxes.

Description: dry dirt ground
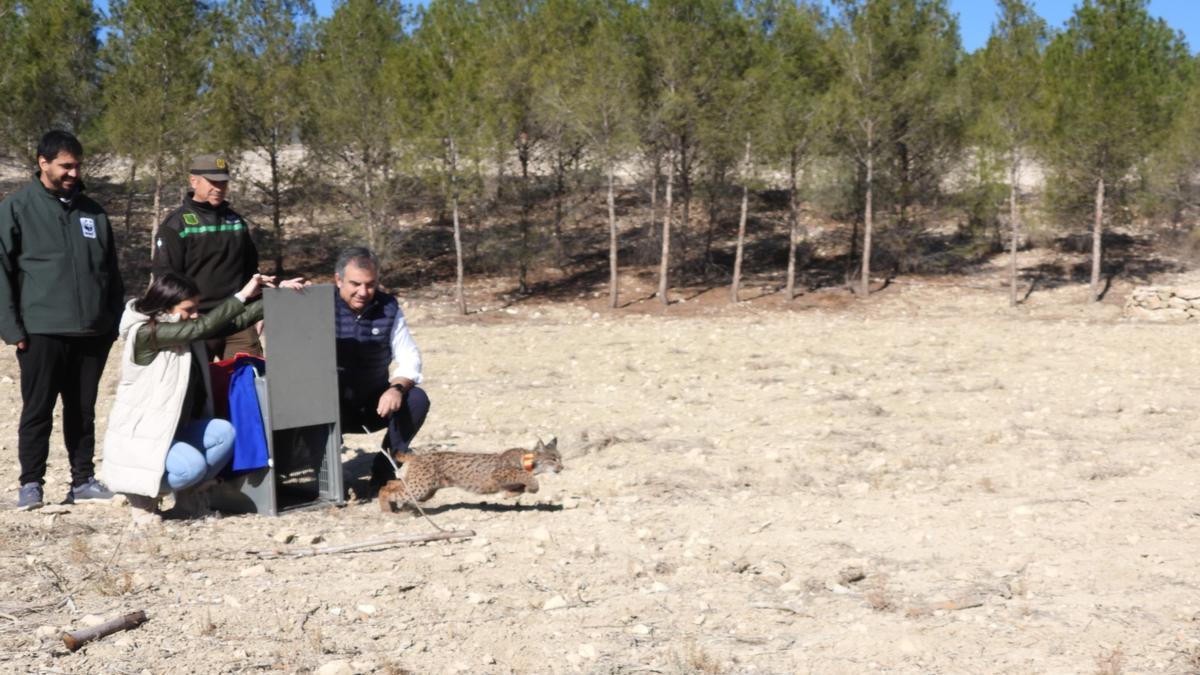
[[2, 267, 1200, 675]]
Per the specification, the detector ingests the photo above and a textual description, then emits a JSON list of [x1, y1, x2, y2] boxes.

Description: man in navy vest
[[333, 247, 430, 490]]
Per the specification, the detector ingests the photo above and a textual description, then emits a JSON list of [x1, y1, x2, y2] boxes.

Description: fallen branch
[[62, 611, 147, 652], [905, 594, 986, 617], [249, 529, 475, 558]]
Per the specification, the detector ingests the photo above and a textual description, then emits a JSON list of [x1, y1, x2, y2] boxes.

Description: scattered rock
[[629, 623, 652, 636], [356, 604, 377, 615], [838, 566, 866, 585], [240, 564, 267, 577], [578, 644, 598, 659], [315, 660, 353, 675], [467, 593, 489, 605], [542, 594, 568, 610], [35, 625, 59, 640], [272, 531, 296, 544]]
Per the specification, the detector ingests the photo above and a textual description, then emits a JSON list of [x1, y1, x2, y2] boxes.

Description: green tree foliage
[[765, 0, 833, 300], [1043, 0, 1189, 302], [210, 0, 315, 275], [968, 0, 1048, 306], [531, 0, 641, 307], [642, 0, 747, 305], [0, 0, 101, 160], [303, 0, 406, 257], [101, 0, 212, 235], [831, 0, 962, 296], [410, 0, 491, 315]]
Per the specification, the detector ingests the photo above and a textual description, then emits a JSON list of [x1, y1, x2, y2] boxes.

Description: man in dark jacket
[[152, 154, 260, 359], [0, 130, 124, 510]]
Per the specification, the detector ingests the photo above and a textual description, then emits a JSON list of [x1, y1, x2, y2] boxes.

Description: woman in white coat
[[100, 271, 289, 523]]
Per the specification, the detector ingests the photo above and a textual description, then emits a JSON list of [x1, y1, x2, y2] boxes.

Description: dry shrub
[[1094, 645, 1126, 675], [670, 641, 725, 675]]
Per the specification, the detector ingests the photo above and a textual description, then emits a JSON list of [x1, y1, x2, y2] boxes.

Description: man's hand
[[376, 387, 404, 418], [15, 339, 26, 352]]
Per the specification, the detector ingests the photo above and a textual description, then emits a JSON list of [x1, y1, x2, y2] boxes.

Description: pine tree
[[533, 0, 640, 308], [0, 0, 100, 160], [410, 0, 491, 315], [766, 0, 832, 301], [1043, 0, 1189, 302], [969, 0, 1047, 307], [302, 0, 406, 258], [831, 0, 961, 296], [210, 0, 315, 275], [101, 0, 212, 242]]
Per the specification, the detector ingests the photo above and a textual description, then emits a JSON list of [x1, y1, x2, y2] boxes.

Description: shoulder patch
[[182, 212, 199, 225]]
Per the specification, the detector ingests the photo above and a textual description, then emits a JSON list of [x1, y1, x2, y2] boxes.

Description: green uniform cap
[[189, 154, 231, 181]]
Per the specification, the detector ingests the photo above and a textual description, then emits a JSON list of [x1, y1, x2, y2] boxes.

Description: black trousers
[[17, 333, 114, 486], [338, 372, 431, 455]]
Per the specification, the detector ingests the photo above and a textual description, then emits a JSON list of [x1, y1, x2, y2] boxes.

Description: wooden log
[[249, 529, 475, 558], [62, 611, 147, 652]]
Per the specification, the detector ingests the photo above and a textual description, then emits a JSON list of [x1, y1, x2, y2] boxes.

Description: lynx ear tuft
[[545, 436, 558, 451], [534, 438, 545, 451]]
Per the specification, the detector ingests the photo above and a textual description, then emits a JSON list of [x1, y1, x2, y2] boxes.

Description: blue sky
[[96, 0, 1200, 53]]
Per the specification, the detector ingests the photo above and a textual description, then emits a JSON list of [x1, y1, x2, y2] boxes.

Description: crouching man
[[332, 247, 430, 489]]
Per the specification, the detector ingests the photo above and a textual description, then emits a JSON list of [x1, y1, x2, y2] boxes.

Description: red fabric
[[208, 352, 265, 419]]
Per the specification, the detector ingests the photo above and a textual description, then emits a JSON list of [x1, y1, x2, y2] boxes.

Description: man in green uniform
[[152, 154, 261, 359], [0, 130, 125, 510]]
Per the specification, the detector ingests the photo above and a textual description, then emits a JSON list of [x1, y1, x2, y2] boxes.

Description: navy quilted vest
[[335, 290, 397, 376]]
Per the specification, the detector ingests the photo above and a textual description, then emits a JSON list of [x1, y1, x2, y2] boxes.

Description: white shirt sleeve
[[389, 306, 423, 384]]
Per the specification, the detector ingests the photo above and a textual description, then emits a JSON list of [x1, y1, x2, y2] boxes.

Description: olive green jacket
[[131, 296, 263, 365]]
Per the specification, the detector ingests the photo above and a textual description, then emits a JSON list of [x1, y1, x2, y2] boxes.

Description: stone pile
[[1125, 286, 1200, 321]]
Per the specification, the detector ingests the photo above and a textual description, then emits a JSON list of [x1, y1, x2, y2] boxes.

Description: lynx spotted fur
[[378, 438, 562, 513]]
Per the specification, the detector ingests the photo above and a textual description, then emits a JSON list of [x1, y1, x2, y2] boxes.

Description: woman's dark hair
[[134, 273, 201, 347]]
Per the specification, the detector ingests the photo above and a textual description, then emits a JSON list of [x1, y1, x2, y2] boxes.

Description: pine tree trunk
[[607, 162, 618, 309], [1090, 176, 1104, 302], [518, 137, 531, 294], [861, 146, 874, 298], [786, 149, 799, 301], [1008, 156, 1019, 307], [270, 132, 284, 276], [151, 157, 164, 258], [730, 137, 751, 304], [123, 162, 137, 237], [449, 137, 467, 315], [678, 139, 691, 273], [658, 155, 674, 306]]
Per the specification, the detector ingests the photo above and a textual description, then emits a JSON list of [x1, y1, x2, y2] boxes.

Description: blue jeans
[[160, 418, 235, 493]]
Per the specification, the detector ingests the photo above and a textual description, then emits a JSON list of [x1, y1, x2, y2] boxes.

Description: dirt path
[[1, 280, 1199, 674]]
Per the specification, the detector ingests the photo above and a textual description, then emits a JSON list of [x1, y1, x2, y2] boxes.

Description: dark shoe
[[67, 477, 115, 504], [17, 482, 44, 511]]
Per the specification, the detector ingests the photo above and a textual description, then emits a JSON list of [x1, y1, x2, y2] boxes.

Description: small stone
[[562, 497, 579, 510], [272, 531, 296, 544], [224, 595, 242, 608], [35, 625, 59, 639], [480, 654, 496, 665], [356, 604, 377, 615], [779, 578, 803, 592], [0, 376, 12, 384], [578, 644, 598, 659], [542, 594, 568, 610], [298, 534, 324, 546], [240, 564, 267, 577], [629, 623, 652, 636], [838, 567, 866, 584], [472, 537, 491, 548], [463, 552, 488, 565], [649, 582, 669, 593], [467, 593, 489, 605], [315, 660, 353, 675], [636, 528, 653, 540], [693, 615, 706, 625]]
